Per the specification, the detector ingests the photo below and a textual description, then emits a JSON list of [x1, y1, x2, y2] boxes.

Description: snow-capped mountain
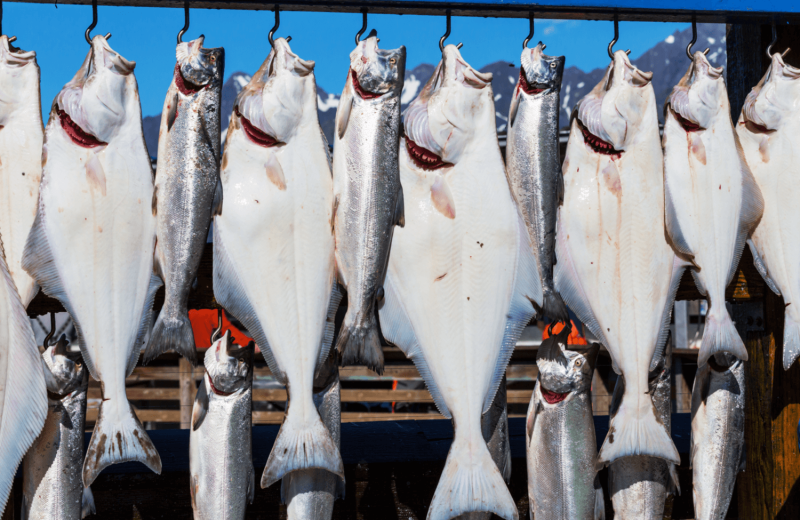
[[142, 23, 725, 157]]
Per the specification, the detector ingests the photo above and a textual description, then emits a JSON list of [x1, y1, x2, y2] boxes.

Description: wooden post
[[179, 357, 196, 429]]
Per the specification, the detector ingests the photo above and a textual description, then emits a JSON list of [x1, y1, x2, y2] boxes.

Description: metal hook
[[43, 313, 56, 349], [607, 14, 630, 60], [523, 12, 534, 50], [211, 308, 223, 344], [85, 0, 110, 45], [177, 1, 189, 44], [268, 5, 291, 48], [355, 8, 368, 46], [439, 9, 462, 53], [767, 21, 778, 59], [685, 15, 708, 60]]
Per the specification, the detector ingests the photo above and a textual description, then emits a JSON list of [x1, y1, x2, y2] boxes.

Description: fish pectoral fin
[[738, 440, 747, 473], [265, 153, 287, 191], [430, 175, 456, 219], [508, 90, 520, 128], [336, 79, 354, 139], [191, 379, 209, 431], [212, 176, 224, 216], [248, 465, 256, 504], [166, 91, 179, 132], [394, 188, 405, 227]]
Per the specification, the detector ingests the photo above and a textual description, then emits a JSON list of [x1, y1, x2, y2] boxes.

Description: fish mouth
[[518, 67, 546, 95], [406, 137, 453, 170], [577, 120, 622, 158], [740, 120, 774, 134], [235, 106, 282, 147], [58, 108, 106, 148], [540, 386, 570, 404], [351, 69, 384, 99], [670, 108, 704, 132], [174, 63, 206, 95]]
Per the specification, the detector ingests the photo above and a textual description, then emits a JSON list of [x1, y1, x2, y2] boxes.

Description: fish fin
[[151, 185, 158, 217], [698, 305, 747, 367], [483, 216, 541, 413], [427, 436, 518, 520], [541, 289, 569, 323], [664, 177, 696, 264], [83, 399, 161, 487], [594, 476, 606, 520], [144, 310, 197, 365], [379, 273, 451, 418], [738, 440, 747, 473], [430, 175, 456, 219], [81, 486, 96, 519], [129, 274, 163, 376], [336, 307, 384, 374], [248, 465, 255, 504], [260, 406, 344, 489], [213, 224, 283, 382], [212, 176, 223, 216], [191, 377, 209, 431], [652, 256, 685, 371], [394, 188, 405, 228], [783, 316, 800, 370], [336, 79, 354, 140], [668, 463, 681, 496], [166, 92, 179, 132], [316, 280, 344, 375], [265, 153, 287, 191], [748, 239, 781, 296], [554, 214, 608, 348], [0, 232, 47, 515], [525, 389, 539, 447], [597, 399, 679, 466], [508, 90, 520, 128], [728, 156, 764, 288], [690, 268, 708, 297]]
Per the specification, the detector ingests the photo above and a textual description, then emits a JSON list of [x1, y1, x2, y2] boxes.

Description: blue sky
[[3, 2, 690, 117]]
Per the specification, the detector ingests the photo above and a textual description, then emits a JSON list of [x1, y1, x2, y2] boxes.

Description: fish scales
[[333, 32, 405, 373], [212, 39, 344, 491], [691, 355, 745, 520], [0, 35, 42, 306], [506, 43, 568, 322], [737, 53, 800, 369], [663, 51, 763, 367], [379, 44, 542, 520], [555, 50, 683, 466], [22, 35, 161, 487], [147, 36, 224, 365]]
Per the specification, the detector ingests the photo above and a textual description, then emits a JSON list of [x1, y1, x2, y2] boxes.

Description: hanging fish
[[0, 35, 42, 306], [608, 344, 679, 519], [379, 44, 542, 520], [212, 38, 344, 491], [146, 36, 224, 365], [333, 30, 406, 374], [691, 354, 745, 520], [506, 42, 569, 323], [526, 326, 603, 520], [22, 35, 161, 486], [663, 50, 763, 367], [737, 52, 800, 369], [554, 50, 684, 467], [189, 331, 255, 520], [22, 335, 95, 520]]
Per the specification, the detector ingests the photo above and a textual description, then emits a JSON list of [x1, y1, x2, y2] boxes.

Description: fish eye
[[550, 62, 558, 69], [389, 58, 396, 65], [210, 56, 216, 63], [575, 359, 583, 367]]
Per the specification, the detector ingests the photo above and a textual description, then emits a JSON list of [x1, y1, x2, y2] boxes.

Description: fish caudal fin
[[783, 316, 800, 370], [261, 406, 344, 489], [81, 487, 96, 519], [143, 311, 198, 365], [83, 399, 161, 487], [541, 288, 569, 323], [597, 398, 679, 466], [698, 306, 747, 367], [427, 436, 518, 520], [336, 311, 384, 374]]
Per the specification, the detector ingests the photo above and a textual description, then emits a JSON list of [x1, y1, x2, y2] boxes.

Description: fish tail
[[783, 315, 800, 370], [597, 395, 679, 466], [698, 305, 747, 367], [427, 434, 518, 520], [81, 486, 96, 519], [541, 287, 570, 323], [82, 398, 161, 487], [336, 310, 384, 374], [143, 310, 198, 365], [261, 403, 344, 489]]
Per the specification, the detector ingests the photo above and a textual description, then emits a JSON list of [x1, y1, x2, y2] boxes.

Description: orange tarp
[[541, 320, 588, 346], [188, 309, 255, 350]]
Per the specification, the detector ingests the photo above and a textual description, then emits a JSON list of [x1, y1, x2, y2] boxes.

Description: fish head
[[403, 44, 493, 168], [42, 335, 85, 396], [349, 32, 406, 99], [176, 36, 224, 92], [575, 50, 654, 155], [55, 35, 136, 146], [204, 330, 254, 395], [519, 42, 564, 94], [537, 327, 598, 395], [666, 50, 725, 131], [0, 36, 38, 122], [742, 52, 800, 131], [234, 37, 316, 145]]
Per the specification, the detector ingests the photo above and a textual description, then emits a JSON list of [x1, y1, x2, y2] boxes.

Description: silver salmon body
[[22, 336, 94, 520], [190, 331, 255, 520], [333, 32, 406, 373], [609, 346, 678, 519], [526, 328, 602, 520], [506, 43, 568, 322], [148, 36, 224, 365], [691, 355, 745, 520]]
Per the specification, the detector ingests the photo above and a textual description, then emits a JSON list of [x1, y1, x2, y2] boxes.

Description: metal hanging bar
[[85, 0, 111, 45], [269, 5, 291, 48], [607, 14, 630, 59], [439, 9, 462, 53], [0, 0, 16, 43], [42, 313, 56, 349], [177, 1, 190, 44], [211, 308, 223, 344], [522, 12, 534, 49]]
